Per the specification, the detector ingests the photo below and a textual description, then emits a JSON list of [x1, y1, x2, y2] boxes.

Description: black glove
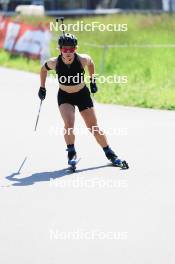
[[38, 87, 46, 100], [90, 78, 98, 94]]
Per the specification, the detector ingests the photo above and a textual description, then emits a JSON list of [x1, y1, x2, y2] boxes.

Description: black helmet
[[58, 33, 77, 48]]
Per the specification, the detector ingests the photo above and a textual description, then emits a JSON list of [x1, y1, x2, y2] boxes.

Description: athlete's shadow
[[6, 164, 111, 187], [6, 169, 71, 187]]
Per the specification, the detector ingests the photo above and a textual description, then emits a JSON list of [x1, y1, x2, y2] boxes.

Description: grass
[[1, 14, 175, 110]]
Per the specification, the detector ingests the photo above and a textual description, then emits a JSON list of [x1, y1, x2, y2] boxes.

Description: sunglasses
[[61, 47, 76, 53]]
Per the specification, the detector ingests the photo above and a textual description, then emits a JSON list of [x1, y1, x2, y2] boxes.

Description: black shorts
[[57, 86, 94, 112]]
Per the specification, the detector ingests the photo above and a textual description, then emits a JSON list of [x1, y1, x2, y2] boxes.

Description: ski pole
[[56, 17, 65, 36], [16, 100, 43, 174], [17, 156, 27, 174], [34, 100, 43, 131]]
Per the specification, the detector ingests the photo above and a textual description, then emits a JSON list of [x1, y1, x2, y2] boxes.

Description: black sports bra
[[55, 53, 85, 86]]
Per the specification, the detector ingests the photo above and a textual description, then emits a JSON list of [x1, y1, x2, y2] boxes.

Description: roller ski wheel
[[112, 158, 129, 170]]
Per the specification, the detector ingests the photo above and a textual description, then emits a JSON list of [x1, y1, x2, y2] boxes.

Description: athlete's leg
[[80, 106, 129, 168], [59, 103, 75, 145], [80, 107, 121, 164], [80, 107, 109, 148]]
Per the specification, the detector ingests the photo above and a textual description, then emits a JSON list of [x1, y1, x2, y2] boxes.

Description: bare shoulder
[[77, 53, 93, 67], [45, 57, 58, 70]]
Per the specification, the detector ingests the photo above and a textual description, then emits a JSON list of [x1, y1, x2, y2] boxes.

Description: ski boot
[[105, 148, 129, 169]]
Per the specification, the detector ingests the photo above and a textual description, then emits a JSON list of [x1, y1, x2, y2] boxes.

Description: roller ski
[[111, 158, 129, 169], [66, 145, 79, 172], [104, 147, 129, 170], [68, 157, 78, 172]]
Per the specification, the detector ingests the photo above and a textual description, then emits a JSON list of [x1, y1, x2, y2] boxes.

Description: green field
[[1, 14, 175, 110]]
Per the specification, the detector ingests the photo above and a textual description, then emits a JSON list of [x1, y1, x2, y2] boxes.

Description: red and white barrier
[[0, 16, 10, 48], [0, 16, 51, 60]]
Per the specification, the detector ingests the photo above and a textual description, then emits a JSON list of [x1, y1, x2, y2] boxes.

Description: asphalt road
[[0, 67, 175, 264]]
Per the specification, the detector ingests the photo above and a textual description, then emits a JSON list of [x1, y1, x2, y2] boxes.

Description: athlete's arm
[[40, 57, 57, 88], [79, 54, 95, 81], [38, 57, 57, 100], [86, 56, 95, 82], [84, 54, 98, 93]]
